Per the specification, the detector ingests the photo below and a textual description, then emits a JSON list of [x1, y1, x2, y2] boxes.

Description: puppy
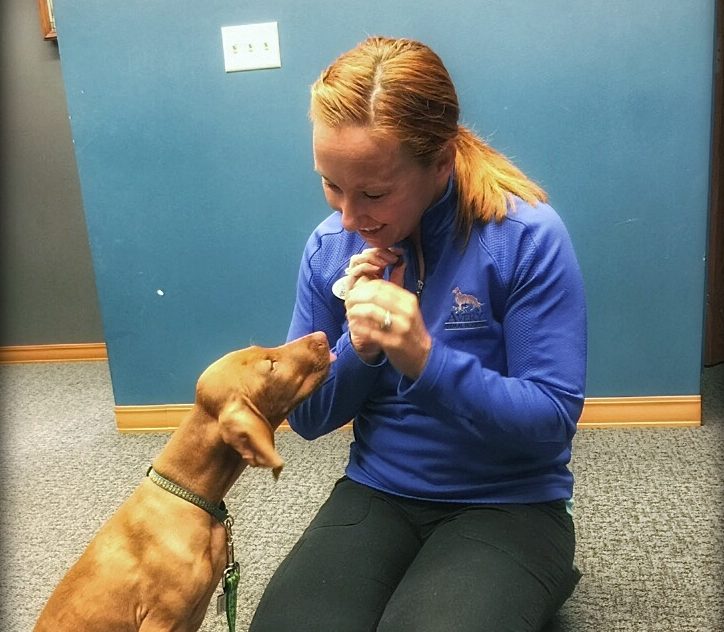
[[33, 331, 333, 632]]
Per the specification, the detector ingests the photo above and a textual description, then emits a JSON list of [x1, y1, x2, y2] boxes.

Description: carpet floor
[[1, 361, 722, 631]]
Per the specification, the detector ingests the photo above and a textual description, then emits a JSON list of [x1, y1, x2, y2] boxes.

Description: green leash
[[146, 466, 239, 632], [218, 516, 241, 632]]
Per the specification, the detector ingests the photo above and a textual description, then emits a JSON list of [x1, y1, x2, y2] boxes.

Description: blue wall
[[54, 0, 715, 405]]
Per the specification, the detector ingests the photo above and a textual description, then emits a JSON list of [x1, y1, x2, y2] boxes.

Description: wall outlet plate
[[221, 22, 281, 73]]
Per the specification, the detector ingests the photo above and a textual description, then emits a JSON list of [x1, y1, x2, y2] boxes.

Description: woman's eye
[[364, 192, 384, 200], [322, 180, 341, 193]]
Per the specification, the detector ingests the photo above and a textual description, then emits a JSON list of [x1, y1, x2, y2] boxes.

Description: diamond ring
[[381, 310, 392, 331]]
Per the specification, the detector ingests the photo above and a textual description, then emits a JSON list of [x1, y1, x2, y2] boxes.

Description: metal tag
[[332, 276, 348, 299], [216, 591, 227, 615]]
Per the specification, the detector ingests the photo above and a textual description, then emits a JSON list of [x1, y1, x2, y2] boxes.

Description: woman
[[250, 36, 586, 632]]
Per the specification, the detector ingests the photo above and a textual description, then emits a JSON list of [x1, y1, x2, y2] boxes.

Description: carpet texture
[[1, 361, 722, 631]]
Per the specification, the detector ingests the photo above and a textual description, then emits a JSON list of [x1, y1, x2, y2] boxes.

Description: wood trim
[[37, 0, 57, 40], [579, 395, 701, 428], [115, 395, 702, 433], [0, 343, 107, 364], [115, 405, 193, 433]]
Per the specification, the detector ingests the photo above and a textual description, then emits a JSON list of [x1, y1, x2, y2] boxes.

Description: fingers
[[342, 248, 430, 375], [346, 285, 416, 341], [345, 279, 398, 362], [348, 246, 403, 270], [346, 300, 395, 334], [346, 247, 403, 285], [345, 284, 431, 378], [345, 276, 407, 308]]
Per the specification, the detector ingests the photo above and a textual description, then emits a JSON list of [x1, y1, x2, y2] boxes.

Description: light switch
[[221, 22, 281, 73]]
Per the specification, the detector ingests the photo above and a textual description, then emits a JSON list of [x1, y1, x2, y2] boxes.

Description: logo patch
[[444, 287, 488, 330]]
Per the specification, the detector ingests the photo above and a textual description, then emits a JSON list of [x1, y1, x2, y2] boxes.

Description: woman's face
[[312, 124, 452, 248]]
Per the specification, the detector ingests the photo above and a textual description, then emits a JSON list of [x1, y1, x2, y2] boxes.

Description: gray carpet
[[1, 361, 722, 631]]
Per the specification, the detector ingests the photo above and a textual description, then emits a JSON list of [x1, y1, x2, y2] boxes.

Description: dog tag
[[216, 590, 227, 615], [332, 276, 349, 299]]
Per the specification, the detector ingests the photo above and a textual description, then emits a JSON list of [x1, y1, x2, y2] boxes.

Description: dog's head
[[195, 332, 333, 476]]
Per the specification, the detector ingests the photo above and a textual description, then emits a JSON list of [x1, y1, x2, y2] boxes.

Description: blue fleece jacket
[[287, 178, 587, 504]]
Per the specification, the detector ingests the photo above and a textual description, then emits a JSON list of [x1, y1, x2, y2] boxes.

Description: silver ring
[[381, 310, 392, 331]]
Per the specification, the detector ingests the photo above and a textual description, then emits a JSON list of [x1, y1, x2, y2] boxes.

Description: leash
[[146, 466, 240, 632]]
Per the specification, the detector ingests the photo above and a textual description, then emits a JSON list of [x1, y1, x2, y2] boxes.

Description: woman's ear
[[435, 141, 456, 179]]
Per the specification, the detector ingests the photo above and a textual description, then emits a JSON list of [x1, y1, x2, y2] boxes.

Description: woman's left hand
[[344, 262, 432, 379]]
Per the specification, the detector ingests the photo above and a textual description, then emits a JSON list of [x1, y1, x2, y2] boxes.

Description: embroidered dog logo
[[452, 287, 482, 312], [445, 287, 488, 330]]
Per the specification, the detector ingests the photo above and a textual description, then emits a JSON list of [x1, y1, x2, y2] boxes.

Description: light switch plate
[[221, 22, 281, 72]]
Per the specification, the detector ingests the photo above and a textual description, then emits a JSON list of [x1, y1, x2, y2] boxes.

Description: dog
[[33, 331, 333, 632]]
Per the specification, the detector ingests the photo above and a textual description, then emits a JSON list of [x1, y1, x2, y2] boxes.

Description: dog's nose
[[306, 331, 329, 349], [306, 332, 335, 362]]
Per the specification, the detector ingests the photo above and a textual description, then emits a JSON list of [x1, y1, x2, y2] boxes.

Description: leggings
[[249, 477, 580, 632]]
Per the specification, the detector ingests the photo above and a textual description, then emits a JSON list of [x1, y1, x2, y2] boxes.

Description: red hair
[[310, 36, 547, 239]]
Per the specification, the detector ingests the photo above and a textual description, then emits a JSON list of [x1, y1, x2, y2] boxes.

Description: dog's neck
[[151, 404, 247, 505]]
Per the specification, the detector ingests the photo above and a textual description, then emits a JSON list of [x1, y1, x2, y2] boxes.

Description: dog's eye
[[269, 359, 278, 372]]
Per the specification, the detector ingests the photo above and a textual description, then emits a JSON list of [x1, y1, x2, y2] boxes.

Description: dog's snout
[[298, 331, 332, 360], [305, 330, 329, 349]]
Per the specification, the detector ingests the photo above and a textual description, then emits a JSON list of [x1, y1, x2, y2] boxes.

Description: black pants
[[250, 477, 580, 632]]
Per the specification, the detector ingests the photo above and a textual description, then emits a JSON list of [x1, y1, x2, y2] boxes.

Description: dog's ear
[[218, 399, 284, 479]]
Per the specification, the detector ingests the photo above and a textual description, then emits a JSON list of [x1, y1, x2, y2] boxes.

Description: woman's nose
[[338, 200, 360, 232]]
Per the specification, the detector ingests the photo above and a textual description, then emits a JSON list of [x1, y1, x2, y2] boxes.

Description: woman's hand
[[341, 247, 401, 362], [343, 248, 432, 378], [345, 246, 404, 282]]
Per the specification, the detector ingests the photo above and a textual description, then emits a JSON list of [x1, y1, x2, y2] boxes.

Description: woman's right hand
[[345, 247, 404, 286]]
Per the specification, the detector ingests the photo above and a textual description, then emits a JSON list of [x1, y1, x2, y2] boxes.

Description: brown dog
[[33, 331, 333, 632]]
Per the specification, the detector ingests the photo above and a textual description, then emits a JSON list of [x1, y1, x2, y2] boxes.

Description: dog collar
[[146, 466, 230, 524]]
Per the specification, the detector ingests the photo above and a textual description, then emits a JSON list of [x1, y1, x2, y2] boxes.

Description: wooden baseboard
[[0, 343, 108, 364], [579, 395, 700, 428], [115, 405, 194, 433], [115, 395, 702, 433], [2, 345, 701, 430]]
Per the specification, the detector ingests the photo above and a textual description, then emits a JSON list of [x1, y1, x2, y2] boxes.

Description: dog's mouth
[[313, 348, 336, 372]]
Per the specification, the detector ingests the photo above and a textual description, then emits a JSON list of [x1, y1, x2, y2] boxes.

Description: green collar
[[146, 466, 230, 524]]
